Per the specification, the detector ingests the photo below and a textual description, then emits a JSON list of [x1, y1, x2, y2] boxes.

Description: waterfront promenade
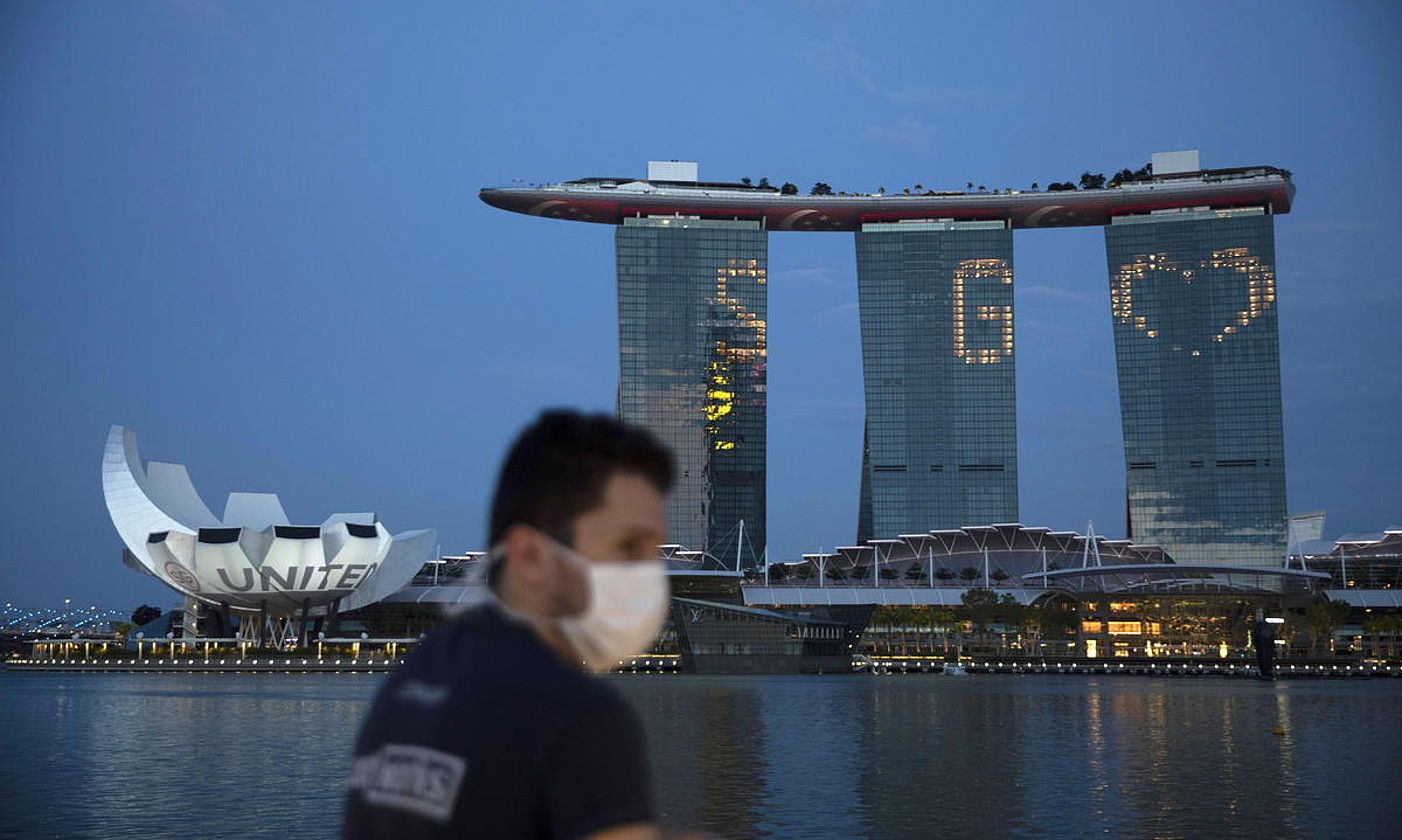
[[8, 654, 1399, 678], [5, 656, 407, 673]]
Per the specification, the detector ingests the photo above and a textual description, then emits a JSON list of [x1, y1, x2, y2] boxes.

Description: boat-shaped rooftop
[[480, 163, 1294, 232]]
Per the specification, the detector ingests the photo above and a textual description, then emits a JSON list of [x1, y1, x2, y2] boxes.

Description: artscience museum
[[102, 425, 437, 644]]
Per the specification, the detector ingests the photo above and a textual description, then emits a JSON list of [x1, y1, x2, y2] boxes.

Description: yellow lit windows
[[616, 218, 766, 554], [952, 258, 1013, 364], [1112, 245, 1276, 350]]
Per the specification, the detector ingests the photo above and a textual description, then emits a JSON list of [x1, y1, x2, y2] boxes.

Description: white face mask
[[549, 538, 670, 673]]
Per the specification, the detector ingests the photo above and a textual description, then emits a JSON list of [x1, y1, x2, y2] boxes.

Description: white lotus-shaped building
[[102, 425, 436, 616]]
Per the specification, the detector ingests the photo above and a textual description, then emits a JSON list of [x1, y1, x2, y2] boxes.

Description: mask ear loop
[[472, 545, 505, 588]]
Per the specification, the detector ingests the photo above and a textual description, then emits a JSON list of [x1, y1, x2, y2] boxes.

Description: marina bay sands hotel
[[480, 151, 1294, 568]]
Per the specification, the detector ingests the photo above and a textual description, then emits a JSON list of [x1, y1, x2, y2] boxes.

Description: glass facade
[[855, 221, 1018, 540], [1105, 208, 1287, 566], [616, 218, 767, 562]]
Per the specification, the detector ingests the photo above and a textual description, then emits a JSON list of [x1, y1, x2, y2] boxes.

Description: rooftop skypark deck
[[480, 165, 1294, 231]]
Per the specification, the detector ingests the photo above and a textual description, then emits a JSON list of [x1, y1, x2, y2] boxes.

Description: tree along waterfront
[[863, 592, 1078, 658], [858, 590, 1402, 663]]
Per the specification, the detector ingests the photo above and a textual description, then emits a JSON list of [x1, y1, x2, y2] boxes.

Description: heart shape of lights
[[1110, 248, 1276, 354]]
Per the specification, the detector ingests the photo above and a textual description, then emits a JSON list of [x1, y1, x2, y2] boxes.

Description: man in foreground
[[343, 410, 674, 839]]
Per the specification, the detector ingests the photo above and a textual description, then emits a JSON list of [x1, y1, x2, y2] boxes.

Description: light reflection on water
[[0, 672, 1397, 839], [623, 675, 1399, 839]]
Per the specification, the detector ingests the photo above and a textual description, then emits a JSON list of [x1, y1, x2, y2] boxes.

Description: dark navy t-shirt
[[342, 603, 655, 839]]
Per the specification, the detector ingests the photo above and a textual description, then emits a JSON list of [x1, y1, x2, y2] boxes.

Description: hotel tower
[[481, 151, 1294, 566]]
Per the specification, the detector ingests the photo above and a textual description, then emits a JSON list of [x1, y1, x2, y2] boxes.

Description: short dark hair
[[488, 409, 674, 547]]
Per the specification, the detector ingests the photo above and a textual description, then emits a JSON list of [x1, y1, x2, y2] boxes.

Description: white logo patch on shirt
[[396, 679, 451, 708], [348, 743, 467, 823]]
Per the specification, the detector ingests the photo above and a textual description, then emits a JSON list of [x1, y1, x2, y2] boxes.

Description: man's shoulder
[[538, 676, 655, 838], [401, 603, 532, 669], [356, 607, 592, 747], [382, 605, 613, 707], [560, 672, 632, 714], [345, 612, 653, 838], [545, 675, 643, 757]]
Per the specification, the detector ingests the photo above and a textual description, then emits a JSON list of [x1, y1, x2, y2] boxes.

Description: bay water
[[1, 671, 1396, 838]]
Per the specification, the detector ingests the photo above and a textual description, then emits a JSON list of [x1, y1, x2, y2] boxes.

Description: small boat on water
[[942, 663, 969, 676]]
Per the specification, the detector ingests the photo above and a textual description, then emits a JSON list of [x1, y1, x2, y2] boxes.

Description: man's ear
[[500, 524, 550, 589]]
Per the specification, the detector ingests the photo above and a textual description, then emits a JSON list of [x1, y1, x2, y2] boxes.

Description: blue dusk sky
[[1, 1, 1398, 609]]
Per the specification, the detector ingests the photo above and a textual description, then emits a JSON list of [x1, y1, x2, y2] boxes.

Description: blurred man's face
[[548, 471, 666, 616]]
